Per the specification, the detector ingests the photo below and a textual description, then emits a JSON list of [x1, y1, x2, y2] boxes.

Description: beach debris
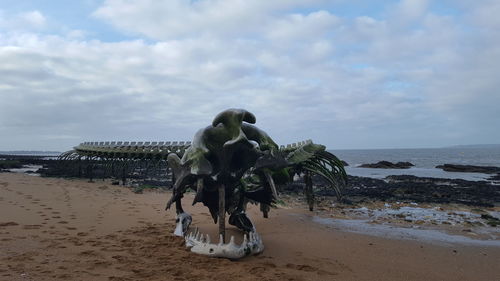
[[164, 108, 346, 259]]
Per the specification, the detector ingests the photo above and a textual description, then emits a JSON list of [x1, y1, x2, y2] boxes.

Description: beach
[[1, 173, 499, 281]]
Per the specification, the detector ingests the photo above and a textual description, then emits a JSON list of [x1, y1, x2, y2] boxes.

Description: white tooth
[[218, 234, 224, 246], [195, 232, 201, 241], [242, 234, 248, 246], [229, 236, 235, 245], [206, 234, 210, 244]]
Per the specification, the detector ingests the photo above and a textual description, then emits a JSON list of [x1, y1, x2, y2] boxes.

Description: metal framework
[[57, 139, 344, 193]]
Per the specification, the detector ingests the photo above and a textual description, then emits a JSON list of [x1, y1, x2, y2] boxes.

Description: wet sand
[[0, 173, 499, 281]]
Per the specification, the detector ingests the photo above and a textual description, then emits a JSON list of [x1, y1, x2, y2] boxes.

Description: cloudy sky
[[0, 0, 499, 151]]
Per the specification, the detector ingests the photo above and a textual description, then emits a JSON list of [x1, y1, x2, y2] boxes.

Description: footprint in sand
[[0, 222, 19, 227], [285, 263, 337, 276], [22, 225, 43, 230]]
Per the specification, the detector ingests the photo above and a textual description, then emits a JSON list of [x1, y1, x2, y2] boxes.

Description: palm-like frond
[[301, 150, 347, 200], [283, 141, 347, 200]]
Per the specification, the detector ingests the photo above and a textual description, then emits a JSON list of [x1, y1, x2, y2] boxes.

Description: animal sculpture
[[166, 108, 347, 259]]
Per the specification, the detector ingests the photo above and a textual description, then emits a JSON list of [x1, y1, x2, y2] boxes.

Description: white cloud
[[391, 0, 430, 23], [0, 10, 46, 31], [19, 11, 46, 27], [93, 0, 330, 39], [1, 1, 500, 150]]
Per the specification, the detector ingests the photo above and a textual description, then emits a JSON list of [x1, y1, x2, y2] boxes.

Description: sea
[[329, 146, 500, 181]]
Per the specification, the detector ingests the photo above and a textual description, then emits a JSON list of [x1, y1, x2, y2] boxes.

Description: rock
[[488, 173, 500, 181], [481, 214, 500, 227], [0, 160, 22, 169], [359, 161, 414, 169], [435, 164, 500, 174], [314, 174, 499, 207], [341, 160, 349, 167]]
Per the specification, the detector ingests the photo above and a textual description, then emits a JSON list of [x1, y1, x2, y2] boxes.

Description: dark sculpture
[[166, 108, 347, 259]]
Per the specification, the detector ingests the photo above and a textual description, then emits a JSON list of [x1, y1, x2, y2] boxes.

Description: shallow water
[[311, 216, 500, 247], [330, 147, 500, 181], [344, 166, 492, 181], [7, 165, 42, 176]]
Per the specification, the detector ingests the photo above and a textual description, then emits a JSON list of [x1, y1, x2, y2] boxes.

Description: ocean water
[[329, 147, 500, 181]]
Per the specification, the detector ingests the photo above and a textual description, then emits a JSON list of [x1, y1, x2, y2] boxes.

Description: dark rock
[[488, 174, 500, 181], [435, 164, 500, 174], [359, 161, 414, 169], [341, 160, 349, 167], [283, 182, 304, 193], [0, 160, 22, 169], [314, 174, 499, 207], [481, 214, 500, 227]]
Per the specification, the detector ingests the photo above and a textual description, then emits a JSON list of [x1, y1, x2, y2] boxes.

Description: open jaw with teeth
[[174, 208, 264, 259], [165, 109, 347, 259], [184, 226, 264, 259], [173, 207, 265, 259], [172, 206, 266, 259]]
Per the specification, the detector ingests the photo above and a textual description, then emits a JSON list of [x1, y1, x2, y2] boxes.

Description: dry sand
[[0, 173, 499, 281]]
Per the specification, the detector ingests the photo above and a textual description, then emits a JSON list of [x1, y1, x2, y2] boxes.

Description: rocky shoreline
[[2, 157, 500, 208], [285, 173, 500, 208], [341, 175, 499, 207]]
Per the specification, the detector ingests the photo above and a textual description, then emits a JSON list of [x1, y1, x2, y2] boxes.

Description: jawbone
[[184, 228, 264, 260], [174, 212, 192, 237]]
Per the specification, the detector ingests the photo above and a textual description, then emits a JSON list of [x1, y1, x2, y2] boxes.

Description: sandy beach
[[1, 173, 499, 281]]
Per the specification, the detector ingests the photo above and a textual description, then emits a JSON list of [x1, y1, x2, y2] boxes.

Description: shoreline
[[1, 173, 499, 280]]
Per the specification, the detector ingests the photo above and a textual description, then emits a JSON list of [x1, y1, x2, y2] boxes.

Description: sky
[[0, 0, 499, 151]]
